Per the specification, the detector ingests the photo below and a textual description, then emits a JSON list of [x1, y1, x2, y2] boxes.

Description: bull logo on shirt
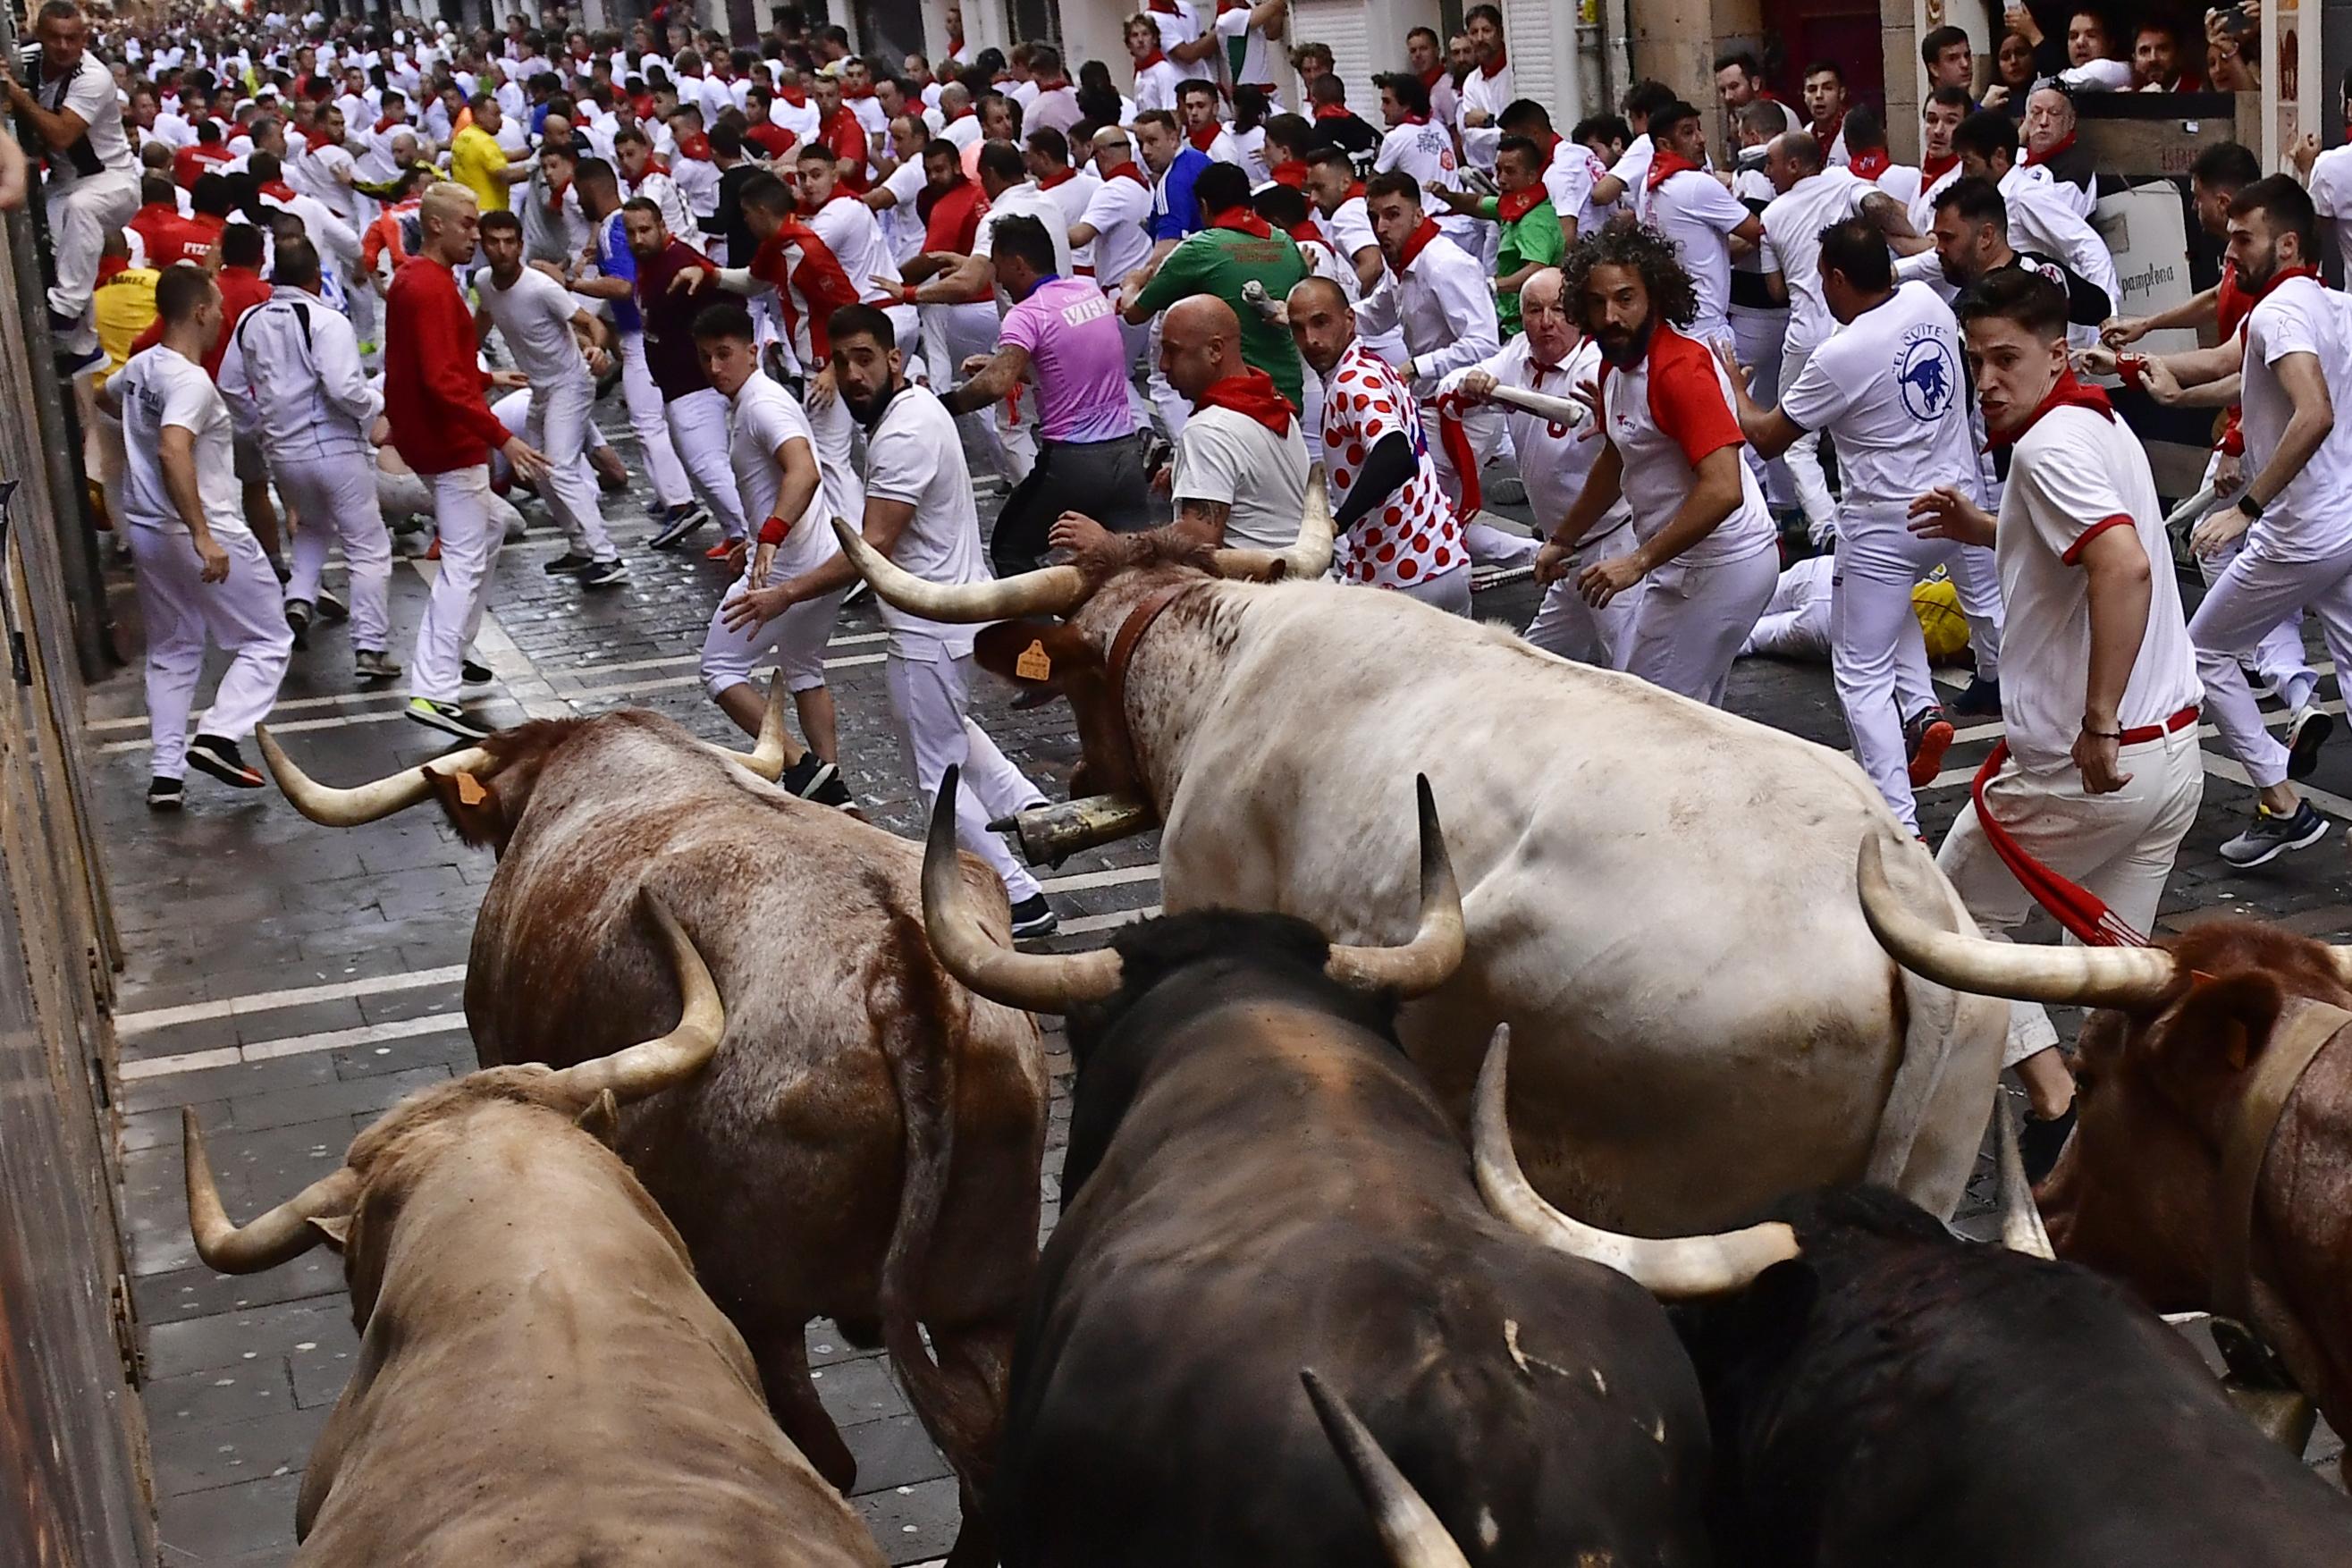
[[1896, 330, 1958, 423]]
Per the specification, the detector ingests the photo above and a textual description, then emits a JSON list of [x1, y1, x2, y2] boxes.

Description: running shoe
[[184, 735, 266, 788], [1008, 894, 1059, 939], [1902, 706, 1956, 788], [461, 659, 493, 684], [543, 551, 595, 575], [314, 588, 348, 622], [2219, 800, 2330, 867], [354, 649, 403, 681], [147, 775, 184, 811], [2287, 706, 2334, 781], [580, 557, 631, 588], [284, 598, 312, 650], [780, 753, 854, 807], [1949, 674, 2002, 718], [649, 503, 712, 550], [704, 540, 737, 561], [406, 696, 494, 742]]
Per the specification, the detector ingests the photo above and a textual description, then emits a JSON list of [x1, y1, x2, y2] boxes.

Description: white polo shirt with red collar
[[1319, 341, 1465, 591], [1598, 325, 1777, 567]]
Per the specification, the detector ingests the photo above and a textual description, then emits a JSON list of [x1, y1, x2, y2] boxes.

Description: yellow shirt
[[450, 125, 510, 214], [91, 266, 159, 391]]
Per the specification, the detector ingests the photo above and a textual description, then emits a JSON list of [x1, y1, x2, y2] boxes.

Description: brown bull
[[1859, 838, 2352, 1477], [182, 895, 885, 1565], [256, 692, 1045, 1567]]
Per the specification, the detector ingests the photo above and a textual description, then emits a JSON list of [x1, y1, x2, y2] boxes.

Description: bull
[[1472, 1024, 2352, 1565], [1857, 835, 2352, 1479], [181, 896, 885, 1566], [254, 691, 1044, 1566], [827, 489, 2007, 1233], [919, 769, 1725, 1566]]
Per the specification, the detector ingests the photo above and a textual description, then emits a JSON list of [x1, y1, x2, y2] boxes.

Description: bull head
[[183, 889, 724, 1274], [1300, 1370, 1472, 1568], [920, 767, 1466, 1015], [256, 676, 796, 830]]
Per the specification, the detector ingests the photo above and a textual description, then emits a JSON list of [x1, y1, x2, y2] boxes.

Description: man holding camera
[[2, 1, 136, 369]]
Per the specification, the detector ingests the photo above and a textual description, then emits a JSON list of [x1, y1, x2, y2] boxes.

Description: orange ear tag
[[453, 771, 488, 806], [1015, 639, 1052, 681]]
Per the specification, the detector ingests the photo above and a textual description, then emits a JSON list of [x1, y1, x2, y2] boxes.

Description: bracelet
[[2081, 722, 2122, 740]]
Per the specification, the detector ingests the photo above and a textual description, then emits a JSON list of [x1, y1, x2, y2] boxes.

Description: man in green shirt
[[1123, 159, 1309, 409], [1434, 134, 1564, 338]]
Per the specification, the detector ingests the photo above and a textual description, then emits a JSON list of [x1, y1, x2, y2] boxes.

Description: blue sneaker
[[2219, 800, 2328, 868]]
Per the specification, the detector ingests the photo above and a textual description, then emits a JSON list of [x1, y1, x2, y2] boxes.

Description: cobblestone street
[[90, 419, 2352, 1564]]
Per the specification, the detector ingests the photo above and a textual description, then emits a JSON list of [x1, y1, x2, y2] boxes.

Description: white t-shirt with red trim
[[1996, 400, 2200, 771], [1319, 342, 1465, 590], [1598, 326, 1776, 568]]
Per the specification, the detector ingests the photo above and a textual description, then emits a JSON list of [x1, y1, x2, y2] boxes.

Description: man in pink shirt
[[940, 212, 1150, 574]]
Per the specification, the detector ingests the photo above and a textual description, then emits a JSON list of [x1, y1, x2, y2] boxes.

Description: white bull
[[833, 490, 2007, 1231]]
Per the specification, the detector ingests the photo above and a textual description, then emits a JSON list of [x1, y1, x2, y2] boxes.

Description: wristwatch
[[2236, 493, 2265, 520]]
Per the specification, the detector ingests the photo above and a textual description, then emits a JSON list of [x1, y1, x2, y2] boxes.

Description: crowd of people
[[9, 0, 2348, 1149]]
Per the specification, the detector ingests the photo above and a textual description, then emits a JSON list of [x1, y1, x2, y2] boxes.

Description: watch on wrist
[[2237, 493, 2265, 520]]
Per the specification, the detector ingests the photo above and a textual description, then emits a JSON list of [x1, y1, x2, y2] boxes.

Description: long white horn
[[1473, 1027, 1800, 1299], [921, 766, 1123, 1013], [2330, 948, 2352, 986], [1324, 776, 1466, 999], [185, 1109, 359, 1274], [545, 889, 726, 1106], [1214, 468, 1335, 583], [1993, 1099, 2056, 1260], [1487, 383, 1589, 428], [257, 726, 497, 827], [1856, 836, 2177, 1008], [1300, 1370, 1472, 1568], [698, 674, 789, 781], [831, 516, 1088, 622]]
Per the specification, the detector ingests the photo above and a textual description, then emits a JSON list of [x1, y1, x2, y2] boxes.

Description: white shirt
[[1213, 4, 1282, 95], [671, 152, 721, 221], [806, 191, 900, 306], [943, 114, 983, 153], [291, 140, 358, 224], [1998, 163, 2118, 332], [148, 108, 197, 148], [1353, 229, 1500, 397], [628, 168, 704, 254], [1546, 139, 1615, 242], [1761, 165, 1874, 350], [974, 181, 1075, 308], [1607, 133, 1656, 220], [472, 264, 590, 388], [1648, 168, 1751, 337], [1079, 169, 1154, 286], [1136, 3, 1201, 54], [215, 285, 379, 461], [117, 345, 247, 538], [2241, 276, 2352, 562], [1441, 333, 1628, 544], [1779, 282, 1975, 507], [1321, 194, 1378, 271], [1375, 120, 1471, 242], [2307, 145, 2352, 282], [39, 53, 132, 181], [729, 370, 839, 577], [1134, 56, 1184, 114], [1996, 401, 2200, 770], [1170, 404, 1310, 550], [2057, 57, 2134, 92], [1598, 325, 1776, 566], [1457, 59, 1513, 168], [259, 187, 361, 270], [1039, 169, 1101, 271], [862, 384, 988, 659]]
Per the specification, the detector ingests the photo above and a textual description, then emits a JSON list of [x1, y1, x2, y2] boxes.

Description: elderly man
[[2019, 84, 2097, 218], [2, 0, 138, 366]]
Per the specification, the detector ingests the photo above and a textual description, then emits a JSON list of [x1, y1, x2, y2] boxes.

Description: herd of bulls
[[182, 486, 2352, 1564]]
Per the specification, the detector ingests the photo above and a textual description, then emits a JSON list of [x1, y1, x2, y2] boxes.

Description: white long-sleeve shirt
[[216, 285, 380, 462], [1439, 333, 1629, 542], [2000, 162, 2118, 330], [1352, 228, 1499, 397], [260, 187, 362, 273]]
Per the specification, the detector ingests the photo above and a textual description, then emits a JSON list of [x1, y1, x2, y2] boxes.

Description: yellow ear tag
[[453, 771, 488, 806], [1016, 639, 1052, 681]]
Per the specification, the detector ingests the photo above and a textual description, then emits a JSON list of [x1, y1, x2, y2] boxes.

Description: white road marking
[[1056, 905, 1161, 935], [116, 964, 471, 1038], [1037, 863, 1161, 894], [118, 1012, 470, 1083]]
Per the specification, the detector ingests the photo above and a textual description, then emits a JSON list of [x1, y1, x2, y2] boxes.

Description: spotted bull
[[830, 487, 2007, 1234], [256, 695, 1044, 1567], [181, 896, 886, 1566], [919, 771, 1717, 1566]]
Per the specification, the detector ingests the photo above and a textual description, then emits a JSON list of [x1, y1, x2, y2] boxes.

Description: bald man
[[1052, 294, 1309, 561]]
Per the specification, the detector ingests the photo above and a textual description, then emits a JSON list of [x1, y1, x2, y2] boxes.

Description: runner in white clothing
[[1640, 99, 1764, 345], [1543, 224, 1778, 705], [1372, 72, 1473, 247]]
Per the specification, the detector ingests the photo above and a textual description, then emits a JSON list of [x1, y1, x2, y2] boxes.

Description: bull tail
[[1860, 830, 2004, 1217]]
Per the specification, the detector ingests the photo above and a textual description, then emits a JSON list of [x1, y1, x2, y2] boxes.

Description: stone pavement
[[91, 440, 2350, 1564]]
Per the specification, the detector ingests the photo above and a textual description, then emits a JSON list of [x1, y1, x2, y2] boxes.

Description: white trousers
[[1386, 563, 1471, 614], [1937, 725, 2202, 1066], [1144, 311, 1189, 447], [2189, 537, 2352, 789], [1729, 303, 1791, 510], [126, 521, 291, 777], [1620, 546, 1778, 707], [525, 372, 616, 561], [1776, 338, 1838, 542], [1117, 317, 1156, 434], [700, 577, 850, 695], [1523, 518, 1642, 667], [619, 332, 694, 509], [409, 466, 502, 704], [925, 300, 1030, 483], [1421, 400, 1537, 568], [2200, 531, 2315, 712], [273, 451, 394, 651], [885, 652, 1043, 904], [665, 385, 748, 540], [46, 169, 139, 347]]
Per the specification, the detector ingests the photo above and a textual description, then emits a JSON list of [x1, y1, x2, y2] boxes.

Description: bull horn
[[921, 765, 1123, 1013], [831, 516, 1088, 622], [1856, 836, 2179, 1009], [184, 1108, 359, 1274], [1993, 1099, 2057, 1260], [1300, 1370, 1472, 1568], [1473, 1027, 1801, 1299], [2330, 948, 2352, 986], [544, 890, 725, 1106], [1323, 776, 1466, 999], [257, 726, 497, 828], [697, 674, 788, 781], [1210, 469, 1335, 583]]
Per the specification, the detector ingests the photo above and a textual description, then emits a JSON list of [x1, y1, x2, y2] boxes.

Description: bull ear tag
[[1016, 639, 1052, 682], [452, 771, 489, 807]]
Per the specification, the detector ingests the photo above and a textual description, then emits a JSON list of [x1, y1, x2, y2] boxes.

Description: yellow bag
[[1912, 577, 1971, 662]]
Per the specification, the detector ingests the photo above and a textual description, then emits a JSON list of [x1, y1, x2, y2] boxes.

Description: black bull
[[987, 912, 1712, 1567]]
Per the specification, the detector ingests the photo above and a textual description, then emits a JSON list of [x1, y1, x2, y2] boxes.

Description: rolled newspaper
[[1487, 382, 1589, 427]]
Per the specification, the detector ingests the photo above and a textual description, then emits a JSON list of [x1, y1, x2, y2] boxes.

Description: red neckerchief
[[1645, 149, 1699, 190], [1849, 148, 1891, 180], [1811, 109, 1843, 148], [1187, 122, 1223, 152], [843, 82, 876, 100], [1344, 181, 1366, 201], [629, 92, 656, 120], [1269, 158, 1307, 188], [2245, 262, 2321, 312], [1388, 215, 1443, 274], [822, 187, 861, 208], [1496, 185, 1545, 221], [1922, 151, 1959, 181], [1147, 0, 1182, 11], [1416, 64, 1445, 91], [1037, 166, 1076, 190], [1312, 102, 1353, 122], [2021, 130, 2075, 168], [1194, 368, 1294, 433], [1285, 220, 1319, 244], [1986, 366, 2114, 448], [1209, 206, 1271, 237], [1395, 112, 1430, 127], [1134, 49, 1168, 72], [776, 83, 807, 107], [1477, 47, 1507, 80], [372, 113, 402, 133], [677, 131, 712, 161], [947, 105, 974, 122], [1033, 74, 1070, 92], [2216, 260, 2255, 340], [260, 179, 297, 200], [1105, 161, 1149, 187]]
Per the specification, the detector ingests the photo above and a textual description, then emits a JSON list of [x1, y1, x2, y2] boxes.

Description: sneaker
[[780, 752, 853, 807], [580, 557, 630, 588], [1008, 894, 1058, 939], [543, 551, 595, 575], [354, 648, 403, 681], [1902, 706, 1956, 788], [2287, 706, 2334, 781], [648, 503, 712, 550], [314, 588, 348, 622], [461, 659, 493, 684], [284, 598, 313, 650], [406, 696, 494, 741], [1949, 674, 2002, 718], [56, 340, 104, 375], [704, 540, 737, 561], [147, 775, 184, 811], [184, 734, 266, 788], [2219, 799, 2330, 867], [2019, 1102, 2077, 1185]]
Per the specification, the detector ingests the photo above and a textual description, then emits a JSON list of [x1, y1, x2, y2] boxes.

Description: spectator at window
[[1984, 30, 2039, 115], [2056, 9, 2132, 91], [2131, 20, 2205, 91]]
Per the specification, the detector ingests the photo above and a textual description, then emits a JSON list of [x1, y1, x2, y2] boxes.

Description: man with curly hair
[[1538, 223, 1778, 705]]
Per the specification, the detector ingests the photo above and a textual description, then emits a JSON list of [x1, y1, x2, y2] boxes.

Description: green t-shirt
[[1133, 225, 1310, 407], [1479, 195, 1566, 337]]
